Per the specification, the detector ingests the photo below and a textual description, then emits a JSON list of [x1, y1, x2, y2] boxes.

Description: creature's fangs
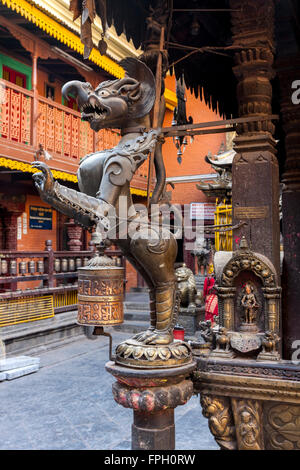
[[81, 103, 108, 120]]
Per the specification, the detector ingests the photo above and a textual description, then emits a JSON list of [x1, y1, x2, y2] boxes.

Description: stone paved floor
[[0, 331, 218, 450]]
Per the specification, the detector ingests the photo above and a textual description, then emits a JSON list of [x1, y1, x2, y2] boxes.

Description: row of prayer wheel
[[54, 258, 88, 273], [0, 256, 123, 276], [0, 260, 45, 276]]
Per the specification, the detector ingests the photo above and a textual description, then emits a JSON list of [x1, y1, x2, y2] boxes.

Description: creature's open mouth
[[81, 102, 109, 121]]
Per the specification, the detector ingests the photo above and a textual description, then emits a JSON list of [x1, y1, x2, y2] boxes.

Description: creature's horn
[[61, 80, 90, 108]]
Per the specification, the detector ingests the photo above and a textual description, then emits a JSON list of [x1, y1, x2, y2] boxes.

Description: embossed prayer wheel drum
[[77, 255, 124, 327]]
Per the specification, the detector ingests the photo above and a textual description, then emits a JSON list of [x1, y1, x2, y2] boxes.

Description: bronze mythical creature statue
[[32, 58, 180, 350]]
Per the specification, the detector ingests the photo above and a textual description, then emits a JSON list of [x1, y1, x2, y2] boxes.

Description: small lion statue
[[175, 263, 202, 311]]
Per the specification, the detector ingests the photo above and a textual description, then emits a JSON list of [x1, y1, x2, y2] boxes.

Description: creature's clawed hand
[[32, 161, 55, 194]]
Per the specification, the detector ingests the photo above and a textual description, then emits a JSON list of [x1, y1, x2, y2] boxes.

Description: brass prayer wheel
[[36, 260, 44, 274], [1, 260, 8, 275], [68, 258, 75, 272], [10, 260, 17, 275], [54, 259, 61, 272], [19, 261, 26, 275], [61, 258, 68, 272], [77, 254, 124, 327], [28, 261, 35, 274]]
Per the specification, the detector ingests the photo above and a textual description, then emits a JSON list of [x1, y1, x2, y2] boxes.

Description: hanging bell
[[177, 147, 183, 164], [98, 33, 108, 56], [182, 137, 188, 153], [77, 244, 124, 327]]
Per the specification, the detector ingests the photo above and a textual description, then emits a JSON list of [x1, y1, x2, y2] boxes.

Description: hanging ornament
[[177, 147, 183, 164], [172, 76, 194, 165], [98, 32, 108, 55]]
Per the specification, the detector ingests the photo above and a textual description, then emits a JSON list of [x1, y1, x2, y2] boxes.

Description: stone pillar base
[[132, 409, 175, 450], [106, 361, 196, 450]]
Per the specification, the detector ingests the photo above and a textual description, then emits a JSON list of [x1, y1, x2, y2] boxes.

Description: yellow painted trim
[[1, 0, 176, 109], [0, 0, 124, 78], [164, 88, 177, 111], [130, 187, 148, 197], [0, 157, 78, 183]]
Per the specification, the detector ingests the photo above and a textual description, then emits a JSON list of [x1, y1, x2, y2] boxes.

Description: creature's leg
[[129, 230, 179, 345], [116, 239, 157, 342]]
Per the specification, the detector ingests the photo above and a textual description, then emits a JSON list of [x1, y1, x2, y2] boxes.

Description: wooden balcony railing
[[0, 79, 33, 146], [0, 239, 124, 290], [0, 80, 117, 169]]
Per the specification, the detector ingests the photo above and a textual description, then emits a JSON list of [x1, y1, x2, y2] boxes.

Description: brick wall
[[17, 194, 57, 251]]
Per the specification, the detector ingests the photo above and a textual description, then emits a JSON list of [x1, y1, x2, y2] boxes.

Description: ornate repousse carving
[[232, 399, 264, 450], [195, 359, 300, 382], [213, 237, 281, 360], [221, 252, 276, 288], [115, 339, 192, 369], [264, 404, 300, 450], [230, 0, 275, 45], [200, 395, 237, 450], [257, 331, 280, 362], [211, 327, 235, 358]]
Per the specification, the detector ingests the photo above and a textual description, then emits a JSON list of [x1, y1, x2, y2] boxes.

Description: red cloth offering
[[203, 276, 218, 322]]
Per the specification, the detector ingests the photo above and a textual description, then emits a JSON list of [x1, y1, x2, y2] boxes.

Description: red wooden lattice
[[0, 84, 10, 139], [54, 108, 63, 155], [63, 112, 71, 157], [46, 105, 55, 152]]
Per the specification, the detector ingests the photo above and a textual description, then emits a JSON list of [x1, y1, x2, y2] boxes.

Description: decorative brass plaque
[[234, 206, 268, 219]]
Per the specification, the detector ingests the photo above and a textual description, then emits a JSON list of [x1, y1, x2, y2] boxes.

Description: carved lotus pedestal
[[106, 359, 196, 450], [194, 357, 300, 450]]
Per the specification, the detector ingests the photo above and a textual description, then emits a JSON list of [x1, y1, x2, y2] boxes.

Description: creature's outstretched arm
[[32, 162, 109, 231]]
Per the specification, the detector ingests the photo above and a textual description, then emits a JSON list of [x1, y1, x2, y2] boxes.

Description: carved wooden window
[[2, 66, 27, 89]]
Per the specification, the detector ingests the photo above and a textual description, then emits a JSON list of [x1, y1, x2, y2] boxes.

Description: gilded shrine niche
[[213, 237, 281, 360]]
